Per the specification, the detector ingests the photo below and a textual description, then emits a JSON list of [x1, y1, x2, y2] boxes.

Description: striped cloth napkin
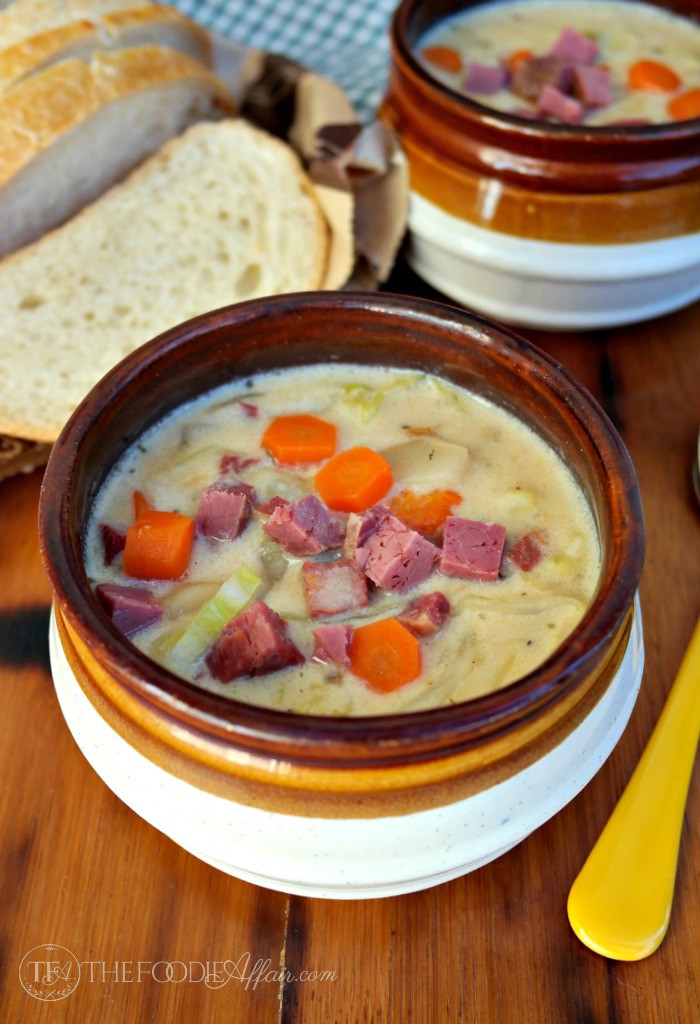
[[172, 0, 400, 121]]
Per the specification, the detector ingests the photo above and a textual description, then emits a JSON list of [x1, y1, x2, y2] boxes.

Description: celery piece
[[151, 628, 183, 662], [164, 563, 262, 670], [341, 375, 421, 422]]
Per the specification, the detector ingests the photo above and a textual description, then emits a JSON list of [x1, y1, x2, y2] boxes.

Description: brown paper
[[213, 36, 408, 290], [0, 436, 51, 483]]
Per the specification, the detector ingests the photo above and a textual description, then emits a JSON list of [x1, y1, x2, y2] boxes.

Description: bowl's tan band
[[57, 608, 631, 818], [384, 109, 700, 244]]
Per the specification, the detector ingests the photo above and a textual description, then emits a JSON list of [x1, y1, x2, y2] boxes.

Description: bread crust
[[0, 6, 212, 92], [0, 0, 141, 48], [0, 45, 232, 185]]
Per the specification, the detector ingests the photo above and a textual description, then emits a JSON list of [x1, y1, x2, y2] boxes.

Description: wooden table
[[1, 260, 698, 1022]]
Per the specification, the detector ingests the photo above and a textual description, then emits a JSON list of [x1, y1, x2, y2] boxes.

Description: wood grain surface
[[1, 259, 698, 1022]]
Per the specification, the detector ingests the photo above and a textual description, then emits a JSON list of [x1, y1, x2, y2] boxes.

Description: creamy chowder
[[418, 0, 700, 125], [84, 365, 601, 716]]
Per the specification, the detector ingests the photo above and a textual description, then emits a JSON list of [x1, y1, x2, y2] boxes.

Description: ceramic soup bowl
[[39, 292, 645, 898], [381, 0, 700, 329]]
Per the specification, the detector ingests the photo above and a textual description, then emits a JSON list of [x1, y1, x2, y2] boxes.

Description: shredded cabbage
[[341, 375, 421, 422]]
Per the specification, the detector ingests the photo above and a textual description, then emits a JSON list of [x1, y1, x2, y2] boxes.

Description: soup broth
[[418, 0, 700, 125], [84, 365, 601, 716]]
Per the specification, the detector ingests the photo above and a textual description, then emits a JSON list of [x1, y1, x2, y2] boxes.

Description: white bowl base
[[408, 193, 700, 331], [49, 599, 643, 899]]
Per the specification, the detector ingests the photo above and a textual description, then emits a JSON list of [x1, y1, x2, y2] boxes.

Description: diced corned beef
[[312, 624, 353, 667], [219, 453, 259, 475], [258, 495, 289, 516], [100, 523, 126, 565], [397, 592, 450, 638], [440, 516, 506, 582], [538, 85, 584, 124], [238, 400, 258, 418], [95, 583, 163, 636], [356, 515, 440, 592], [302, 560, 369, 618], [512, 56, 573, 102], [263, 494, 344, 556], [573, 66, 612, 108], [507, 531, 546, 572], [464, 61, 509, 94], [196, 479, 255, 540], [549, 27, 600, 65], [205, 601, 304, 682], [342, 504, 391, 560]]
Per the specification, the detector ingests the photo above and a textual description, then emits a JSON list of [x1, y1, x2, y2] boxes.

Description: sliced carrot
[[421, 45, 463, 74], [667, 87, 700, 121], [348, 618, 421, 693], [505, 48, 532, 72], [315, 446, 393, 513], [388, 488, 461, 538], [133, 490, 152, 520], [262, 414, 337, 465], [628, 59, 682, 92], [124, 511, 195, 580]]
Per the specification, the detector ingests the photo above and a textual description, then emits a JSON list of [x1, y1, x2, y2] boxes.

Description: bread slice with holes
[[0, 118, 329, 443], [0, 44, 233, 258], [0, 4, 212, 94]]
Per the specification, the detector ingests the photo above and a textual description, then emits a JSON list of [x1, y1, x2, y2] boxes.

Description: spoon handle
[[567, 613, 700, 960]]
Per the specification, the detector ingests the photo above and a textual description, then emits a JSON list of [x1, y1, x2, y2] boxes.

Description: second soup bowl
[[381, 0, 700, 329]]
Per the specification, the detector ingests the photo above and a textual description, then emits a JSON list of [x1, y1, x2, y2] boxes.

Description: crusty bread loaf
[[0, 119, 329, 443], [0, 44, 233, 257], [0, 5, 212, 93]]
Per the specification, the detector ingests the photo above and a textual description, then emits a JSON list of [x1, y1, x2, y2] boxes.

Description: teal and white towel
[[172, 0, 400, 121]]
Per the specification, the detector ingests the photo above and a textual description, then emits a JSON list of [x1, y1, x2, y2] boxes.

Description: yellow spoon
[[568, 614, 700, 960]]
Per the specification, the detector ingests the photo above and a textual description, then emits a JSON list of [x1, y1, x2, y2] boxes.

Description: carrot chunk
[[421, 45, 463, 74], [315, 446, 393, 513], [628, 60, 682, 92], [124, 511, 195, 580], [389, 489, 461, 539], [133, 490, 152, 519], [262, 414, 337, 465], [349, 618, 422, 693], [505, 49, 532, 72], [667, 87, 700, 121]]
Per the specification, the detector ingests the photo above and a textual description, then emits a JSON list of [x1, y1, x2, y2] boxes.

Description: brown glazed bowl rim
[[39, 292, 644, 768], [391, 0, 700, 141]]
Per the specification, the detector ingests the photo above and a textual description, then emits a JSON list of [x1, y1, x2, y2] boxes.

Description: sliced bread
[[0, 4, 212, 94], [0, 44, 234, 257], [0, 118, 329, 443]]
